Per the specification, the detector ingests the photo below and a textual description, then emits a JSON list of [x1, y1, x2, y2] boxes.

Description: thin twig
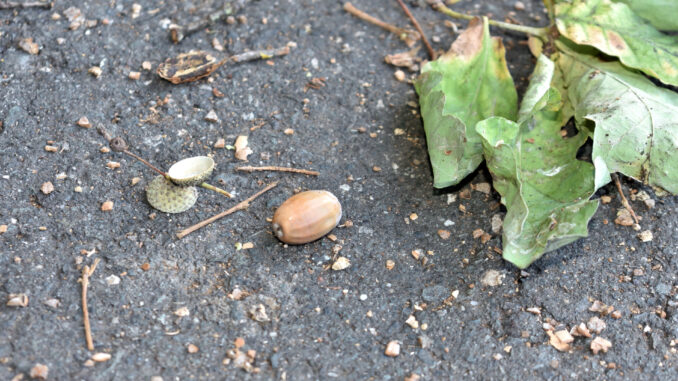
[[0, 1, 51, 9], [236, 166, 319, 176], [123, 150, 168, 177], [344, 2, 420, 47], [176, 181, 278, 239], [229, 46, 291, 63], [612, 173, 640, 225], [395, 0, 436, 60], [429, 0, 549, 39], [169, 1, 245, 43], [81, 258, 101, 351]]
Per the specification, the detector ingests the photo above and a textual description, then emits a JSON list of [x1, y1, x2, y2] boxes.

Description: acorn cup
[[167, 156, 215, 186], [146, 175, 198, 214]]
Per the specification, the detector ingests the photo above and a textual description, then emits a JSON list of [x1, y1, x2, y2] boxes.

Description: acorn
[[167, 156, 215, 186], [272, 190, 342, 244], [146, 175, 198, 213]]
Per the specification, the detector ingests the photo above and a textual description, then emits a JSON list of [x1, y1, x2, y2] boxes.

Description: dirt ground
[[1, 0, 677, 380]]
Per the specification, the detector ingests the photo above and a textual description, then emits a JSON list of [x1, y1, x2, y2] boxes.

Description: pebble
[[29, 364, 48, 380], [187, 344, 199, 353], [480, 269, 504, 287], [437, 229, 451, 240], [514, 1, 525, 11], [77, 116, 92, 128], [590, 337, 612, 354], [385, 259, 395, 270], [214, 138, 226, 148], [205, 110, 219, 123], [332, 256, 351, 271], [384, 341, 400, 357], [359, 294, 367, 301], [128, 71, 141, 80], [91, 353, 111, 362], [405, 315, 419, 329], [587, 316, 607, 334], [41, 181, 54, 195], [637, 230, 653, 242], [394, 70, 406, 82], [101, 200, 114, 211], [106, 275, 121, 286]]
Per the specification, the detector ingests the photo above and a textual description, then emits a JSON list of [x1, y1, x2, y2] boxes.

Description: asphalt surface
[[1, 0, 677, 380]]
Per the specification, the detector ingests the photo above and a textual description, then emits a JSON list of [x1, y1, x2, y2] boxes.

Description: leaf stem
[[199, 182, 233, 198], [176, 181, 278, 239], [80, 258, 101, 351], [395, 0, 436, 60], [430, 1, 549, 39]]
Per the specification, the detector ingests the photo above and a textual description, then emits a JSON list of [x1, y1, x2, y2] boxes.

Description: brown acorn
[[272, 190, 342, 244]]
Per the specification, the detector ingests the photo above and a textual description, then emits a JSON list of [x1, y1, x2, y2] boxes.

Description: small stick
[[229, 46, 291, 63], [395, 0, 436, 60], [236, 166, 319, 176], [176, 181, 278, 239], [0, 1, 51, 9], [344, 2, 420, 47], [80, 258, 101, 351], [612, 173, 640, 225], [169, 1, 244, 43], [200, 182, 233, 198]]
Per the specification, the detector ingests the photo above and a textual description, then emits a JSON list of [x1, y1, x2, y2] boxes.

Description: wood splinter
[[176, 182, 278, 239], [236, 166, 319, 176], [80, 258, 101, 351]]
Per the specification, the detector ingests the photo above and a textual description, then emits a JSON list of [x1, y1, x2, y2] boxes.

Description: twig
[[395, 0, 436, 60], [80, 258, 101, 351], [122, 150, 168, 177], [200, 182, 233, 198], [169, 1, 244, 43], [176, 181, 278, 239], [229, 46, 291, 63], [612, 173, 640, 225], [344, 2, 420, 47], [428, 0, 549, 39], [236, 166, 319, 176], [0, 1, 51, 9]]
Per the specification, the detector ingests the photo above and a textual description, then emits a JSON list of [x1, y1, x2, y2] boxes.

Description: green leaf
[[614, 0, 678, 31], [415, 17, 517, 188], [476, 55, 598, 269], [556, 42, 678, 194], [555, 0, 678, 87]]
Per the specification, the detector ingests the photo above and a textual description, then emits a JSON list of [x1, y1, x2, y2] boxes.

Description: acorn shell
[[272, 190, 342, 245], [167, 156, 215, 186], [146, 175, 198, 213]]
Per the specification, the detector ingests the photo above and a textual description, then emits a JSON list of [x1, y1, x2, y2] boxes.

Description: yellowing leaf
[[476, 56, 598, 269], [415, 17, 517, 188], [555, 0, 678, 87], [556, 42, 678, 194]]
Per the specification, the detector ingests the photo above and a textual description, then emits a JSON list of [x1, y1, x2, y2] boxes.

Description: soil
[[1, 0, 677, 380]]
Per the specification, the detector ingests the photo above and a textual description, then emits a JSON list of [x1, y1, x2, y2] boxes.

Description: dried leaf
[[157, 51, 226, 84]]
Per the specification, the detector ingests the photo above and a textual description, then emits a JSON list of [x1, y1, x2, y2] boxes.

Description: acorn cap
[[146, 175, 198, 213], [167, 156, 215, 186]]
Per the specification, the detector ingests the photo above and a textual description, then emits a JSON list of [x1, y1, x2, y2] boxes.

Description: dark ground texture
[[1, 0, 677, 380]]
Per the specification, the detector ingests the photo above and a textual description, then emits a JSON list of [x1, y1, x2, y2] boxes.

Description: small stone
[[131, 3, 142, 18], [140, 263, 150, 271], [105, 275, 120, 286], [409, 213, 418, 221], [142, 61, 152, 70], [43, 298, 60, 308], [234, 136, 252, 161], [77, 116, 92, 128], [472, 182, 491, 195], [480, 269, 504, 287], [74, 186, 83, 193], [174, 307, 190, 317], [131, 177, 141, 186], [547, 330, 573, 352], [372, 166, 382, 172], [234, 337, 245, 348], [610, 310, 622, 319], [212, 37, 224, 52], [526, 307, 541, 315], [214, 138, 226, 149], [332, 256, 351, 271], [637, 230, 653, 242], [590, 337, 612, 354], [394, 128, 405, 136], [600, 195, 612, 204], [91, 353, 111, 362], [491, 214, 503, 233], [384, 341, 400, 357], [644, 199, 655, 209], [44, 145, 58, 153], [437, 229, 451, 240], [249, 303, 270, 322], [283, 128, 294, 135], [205, 110, 219, 123], [514, 1, 525, 11], [0, 225, 7, 234], [394, 70, 406, 82], [587, 316, 607, 334], [385, 260, 395, 270], [101, 200, 114, 211], [88, 66, 102, 78], [614, 208, 634, 226], [492, 353, 503, 360], [41, 181, 54, 195], [106, 161, 121, 169], [570, 322, 592, 338], [29, 364, 48, 380], [187, 344, 199, 353], [405, 315, 419, 329], [19, 38, 39, 55], [128, 71, 141, 80]]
